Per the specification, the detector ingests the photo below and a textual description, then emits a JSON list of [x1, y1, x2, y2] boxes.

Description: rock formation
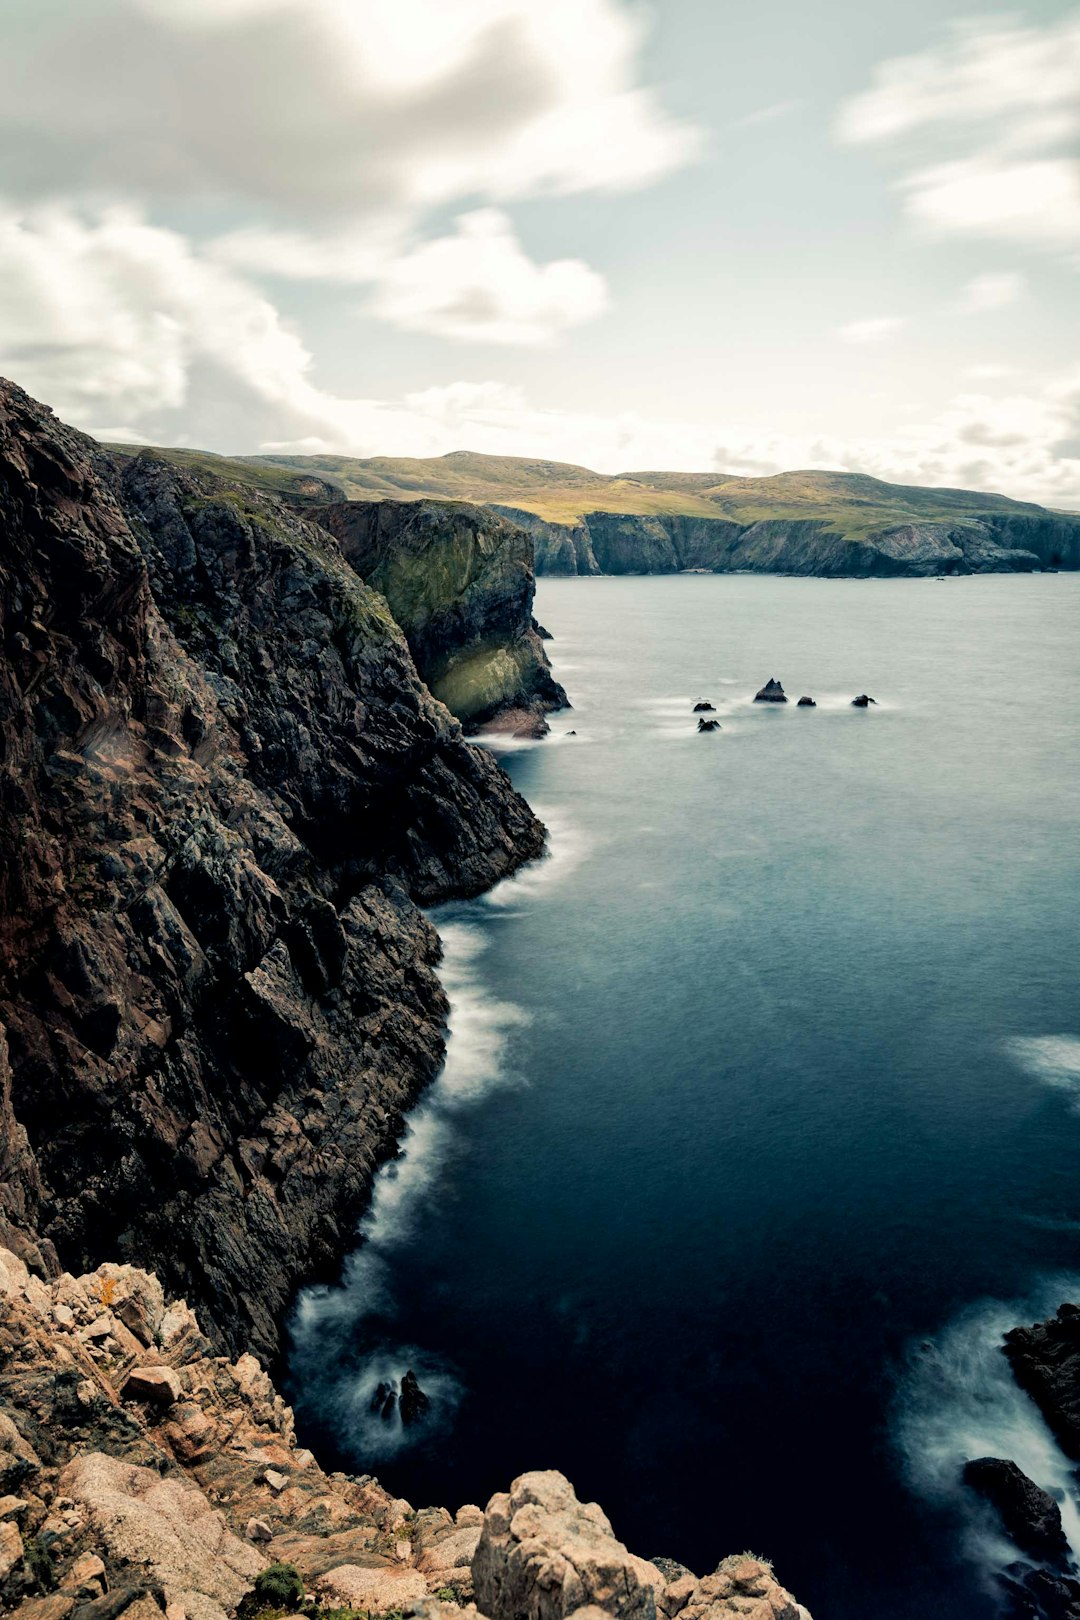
[[697, 719, 721, 733], [962, 1458, 1070, 1564], [754, 680, 787, 704], [850, 695, 876, 708], [308, 499, 567, 735], [0, 1248, 811, 1620], [796, 697, 816, 708], [692, 702, 715, 713], [0, 377, 544, 1361], [1004, 1305, 1080, 1462]]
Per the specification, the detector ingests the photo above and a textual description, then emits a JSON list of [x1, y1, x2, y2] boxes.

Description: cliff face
[[0, 379, 544, 1362], [310, 499, 567, 735], [521, 510, 1060, 576], [0, 1244, 811, 1620]]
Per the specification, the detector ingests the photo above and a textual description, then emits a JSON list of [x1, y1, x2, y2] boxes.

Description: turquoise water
[[291, 574, 1080, 1618]]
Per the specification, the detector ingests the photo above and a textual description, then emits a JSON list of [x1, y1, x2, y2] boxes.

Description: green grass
[[102, 442, 1078, 535]]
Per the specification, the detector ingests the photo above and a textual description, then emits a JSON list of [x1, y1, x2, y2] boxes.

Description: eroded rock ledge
[[0, 1247, 809, 1620]]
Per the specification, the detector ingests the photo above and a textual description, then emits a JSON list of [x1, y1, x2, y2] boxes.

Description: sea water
[[290, 574, 1080, 1619]]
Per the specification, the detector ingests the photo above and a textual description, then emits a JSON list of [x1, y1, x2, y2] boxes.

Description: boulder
[[697, 719, 721, 733], [692, 702, 715, 713], [121, 1368, 182, 1407], [1004, 1304, 1080, 1461], [796, 697, 816, 708], [963, 1457, 1070, 1564], [472, 1470, 666, 1620], [753, 679, 787, 703], [399, 1371, 430, 1427], [850, 694, 877, 708]]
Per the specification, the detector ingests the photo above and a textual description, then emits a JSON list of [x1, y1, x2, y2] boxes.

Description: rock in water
[[963, 1457, 1070, 1564], [851, 693, 877, 707], [692, 700, 715, 712], [697, 718, 721, 733], [370, 1382, 397, 1422], [1004, 1303, 1080, 1461], [398, 1370, 430, 1426], [797, 696, 816, 707], [533, 619, 554, 640], [754, 678, 788, 703]]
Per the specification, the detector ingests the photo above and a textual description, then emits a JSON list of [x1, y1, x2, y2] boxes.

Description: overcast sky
[[1, 0, 1078, 504]]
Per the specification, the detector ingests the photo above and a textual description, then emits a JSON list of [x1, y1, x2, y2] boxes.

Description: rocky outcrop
[[0, 377, 544, 1361], [1004, 1305, 1080, 1462], [0, 1248, 811, 1620], [473, 1471, 808, 1620], [754, 680, 787, 704], [962, 1458, 1070, 1564], [309, 499, 567, 734]]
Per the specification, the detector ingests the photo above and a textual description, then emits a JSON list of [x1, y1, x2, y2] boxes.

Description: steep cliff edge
[[0, 378, 544, 1363], [309, 499, 567, 736], [0, 1245, 811, 1620]]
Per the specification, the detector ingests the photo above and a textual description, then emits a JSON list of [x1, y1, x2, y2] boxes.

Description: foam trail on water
[[289, 815, 580, 1463], [1006, 1035, 1080, 1109], [895, 1280, 1080, 1587]]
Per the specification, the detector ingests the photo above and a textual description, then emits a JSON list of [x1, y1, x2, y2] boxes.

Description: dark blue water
[[290, 575, 1080, 1619]]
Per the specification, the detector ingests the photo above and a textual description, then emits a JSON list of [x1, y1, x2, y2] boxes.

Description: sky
[[0, 0, 1078, 505]]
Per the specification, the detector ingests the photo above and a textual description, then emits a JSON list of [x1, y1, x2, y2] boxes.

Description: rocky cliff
[[513, 508, 1069, 577], [0, 378, 544, 1364], [309, 500, 567, 736], [0, 1244, 810, 1620]]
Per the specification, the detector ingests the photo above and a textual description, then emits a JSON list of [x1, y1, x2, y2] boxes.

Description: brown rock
[[315, 1565, 428, 1611], [122, 1368, 182, 1407], [0, 1517, 24, 1579]]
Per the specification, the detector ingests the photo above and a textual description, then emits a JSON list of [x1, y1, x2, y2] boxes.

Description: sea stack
[[797, 696, 816, 707], [851, 694, 877, 708], [754, 678, 788, 703]]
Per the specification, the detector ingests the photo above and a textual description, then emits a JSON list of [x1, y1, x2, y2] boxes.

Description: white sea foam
[[289, 813, 581, 1462], [1006, 1035, 1080, 1107], [895, 1283, 1080, 1586]]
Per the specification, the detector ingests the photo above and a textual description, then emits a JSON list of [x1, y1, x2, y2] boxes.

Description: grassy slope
[[107, 445, 1072, 536]]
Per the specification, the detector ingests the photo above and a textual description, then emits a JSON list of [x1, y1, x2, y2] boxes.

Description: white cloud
[[0, 0, 699, 224], [732, 100, 801, 129], [2, 204, 1077, 512], [364, 209, 608, 345], [837, 316, 905, 344], [957, 271, 1027, 313], [837, 12, 1080, 250]]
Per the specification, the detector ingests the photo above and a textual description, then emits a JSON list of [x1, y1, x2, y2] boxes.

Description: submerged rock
[[692, 701, 715, 712], [697, 718, 721, 733], [796, 696, 816, 707], [963, 1457, 1070, 1564], [754, 678, 787, 703], [851, 693, 877, 707]]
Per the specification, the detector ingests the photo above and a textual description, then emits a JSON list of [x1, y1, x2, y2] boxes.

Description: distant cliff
[[498, 507, 1078, 578], [310, 498, 567, 735], [0, 378, 544, 1362]]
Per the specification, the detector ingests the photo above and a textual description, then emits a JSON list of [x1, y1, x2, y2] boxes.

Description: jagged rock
[[796, 697, 816, 708], [1001, 1564, 1080, 1620], [0, 1519, 24, 1579], [850, 694, 877, 707], [371, 1384, 397, 1423], [533, 622, 554, 641], [697, 719, 721, 733], [667, 1555, 809, 1620], [692, 702, 715, 713], [1005, 1305, 1080, 1461], [754, 679, 787, 703], [399, 1371, 430, 1427], [963, 1458, 1070, 1563], [121, 1370, 182, 1408], [473, 1470, 666, 1620]]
